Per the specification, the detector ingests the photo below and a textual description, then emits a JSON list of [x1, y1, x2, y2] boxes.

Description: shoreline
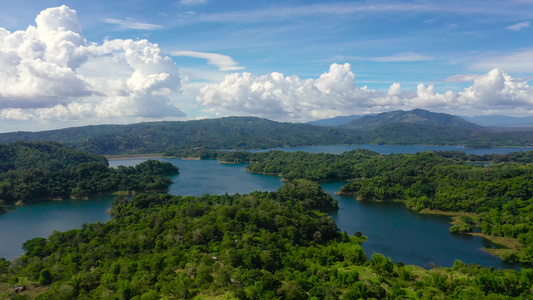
[[105, 153, 163, 160], [417, 208, 521, 257]]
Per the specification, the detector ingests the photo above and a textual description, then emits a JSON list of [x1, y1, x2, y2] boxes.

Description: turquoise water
[[1, 145, 531, 269]]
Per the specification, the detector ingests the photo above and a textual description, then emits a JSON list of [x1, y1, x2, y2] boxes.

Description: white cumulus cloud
[[0, 6, 185, 122], [197, 63, 533, 121]]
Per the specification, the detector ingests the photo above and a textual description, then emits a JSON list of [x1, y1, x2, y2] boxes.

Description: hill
[[461, 115, 533, 127], [345, 109, 485, 131], [2, 112, 533, 155], [307, 114, 367, 126], [0, 117, 364, 155]]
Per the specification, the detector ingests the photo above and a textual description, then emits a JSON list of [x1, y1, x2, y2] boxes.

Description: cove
[[1, 144, 531, 269], [322, 182, 524, 270]]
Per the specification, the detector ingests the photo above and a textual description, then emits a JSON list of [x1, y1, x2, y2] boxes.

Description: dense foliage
[[0, 142, 179, 207], [2, 183, 532, 299], [245, 150, 533, 264]]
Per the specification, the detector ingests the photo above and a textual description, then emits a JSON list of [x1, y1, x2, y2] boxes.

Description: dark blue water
[[322, 182, 524, 270], [1, 145, 531, 269]]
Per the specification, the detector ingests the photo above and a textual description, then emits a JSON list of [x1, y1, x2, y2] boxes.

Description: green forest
[[0, 142, 179, 210], [2, 115, 533, 155], [231, 149, 533, 265], [2, 182, 532, 299]]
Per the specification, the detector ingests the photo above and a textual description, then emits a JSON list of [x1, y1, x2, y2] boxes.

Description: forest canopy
[[2, 183, 532, 299], [0, 142, 179, 208]]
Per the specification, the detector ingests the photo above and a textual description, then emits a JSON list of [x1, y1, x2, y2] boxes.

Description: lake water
[[1, 145, 531, 269]]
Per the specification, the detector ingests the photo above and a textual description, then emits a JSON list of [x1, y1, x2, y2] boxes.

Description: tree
[[39, 269, 52, 286]]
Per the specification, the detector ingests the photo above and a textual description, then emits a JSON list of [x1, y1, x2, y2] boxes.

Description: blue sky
[[0, 0, 532, 132]]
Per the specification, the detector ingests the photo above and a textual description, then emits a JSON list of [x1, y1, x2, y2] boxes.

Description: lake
[[0, 144, 530, 269]]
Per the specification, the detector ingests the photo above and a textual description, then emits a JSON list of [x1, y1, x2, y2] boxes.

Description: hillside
[[461, 115, 533, 127], [1, 111, 533, 155], [307, 114, 367, 126], [0, 117, 364, 155], [345, 109, 485, 131]]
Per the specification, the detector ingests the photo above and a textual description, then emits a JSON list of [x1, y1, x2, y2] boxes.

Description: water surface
[[1, 145, 531, 269]]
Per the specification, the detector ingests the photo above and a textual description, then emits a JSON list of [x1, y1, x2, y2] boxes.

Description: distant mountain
[[460, 115, 533, 127], [2, 112, 533, 155], [0, 117, 364, 155], [307, 115, 368, 127], [345, 109, 485, 131]]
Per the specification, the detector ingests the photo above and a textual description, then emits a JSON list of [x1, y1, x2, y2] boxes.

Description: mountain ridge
[[1, 111, 533, 155], [344, 109, 485, 131]]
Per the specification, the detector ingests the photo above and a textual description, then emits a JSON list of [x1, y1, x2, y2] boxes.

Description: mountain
[[344, 109, 485, 131], [460, 115, 533, 127], [2, 111, 533, 155], [307, 115, 368, 126], [0, 117, 364, 155]]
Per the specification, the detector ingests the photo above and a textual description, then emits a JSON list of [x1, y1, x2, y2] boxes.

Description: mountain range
[[308, 112, 533, 128], [343, 109, 485, 131], [1, 109, 533, 155]]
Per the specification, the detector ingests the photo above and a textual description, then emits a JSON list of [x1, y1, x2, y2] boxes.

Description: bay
[[1, 144, 531, 269]]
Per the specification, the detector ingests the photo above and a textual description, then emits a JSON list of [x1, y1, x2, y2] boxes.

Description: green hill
[[2, 111, 533, 155], [0, 117, 364, 155], [345, 109, 485, 131]]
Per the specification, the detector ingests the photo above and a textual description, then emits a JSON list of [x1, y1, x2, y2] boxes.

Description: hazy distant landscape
[[2, 109, 533, 156]]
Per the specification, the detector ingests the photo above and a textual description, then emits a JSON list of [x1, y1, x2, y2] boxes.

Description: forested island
[[165, 149, 533, 265], [0, 141, 179, 212], [1, 182, 532, 299]]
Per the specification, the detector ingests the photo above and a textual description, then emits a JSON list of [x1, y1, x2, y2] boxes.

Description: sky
[[0, 0, 532, 133]]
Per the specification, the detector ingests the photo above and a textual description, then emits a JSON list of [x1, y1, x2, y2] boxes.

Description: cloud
[[179, 0, 210, 5], [371, 52, 433, 62], [506, 21, 530, 30], [469, 49, 533, 72], [102, 18, 164, 30], [196, 63, 533, 121], [0, 6, 185, 122], [170, 50, 244, 71], [443, 73, 483, 82], [178, 2, 533, 25], [459, 68, 533, 107]]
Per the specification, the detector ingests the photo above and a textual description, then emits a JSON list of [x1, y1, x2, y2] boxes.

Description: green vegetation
[[344, 109, 484, 131], [2, 113, 533, 156], [0, 117, 364, 155], [0, 141, 179, 208], [244, 149, 533, 264], [2, 183, 532, 299]]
